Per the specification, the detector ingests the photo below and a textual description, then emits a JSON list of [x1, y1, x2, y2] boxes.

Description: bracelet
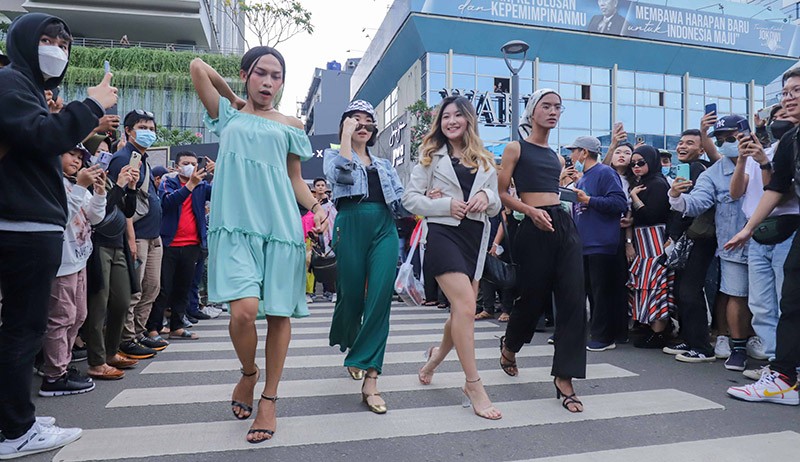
[[311, 202, 321, 212], [633, 201, 644, 209], [759, 161, 773, 171]]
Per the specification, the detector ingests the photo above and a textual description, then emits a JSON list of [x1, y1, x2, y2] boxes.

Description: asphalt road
[[23, 301, 800, 462]]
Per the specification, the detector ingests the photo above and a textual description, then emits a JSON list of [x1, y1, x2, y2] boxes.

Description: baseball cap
[[564, 136, 602, 154], [152, 166, 169, 178], [658, 149, 672, 159], [710, 114, 746, 136]]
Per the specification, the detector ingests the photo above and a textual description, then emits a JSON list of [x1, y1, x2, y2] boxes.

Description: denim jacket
[[323, 148, 409, 217], [671, 157, 748, 263]]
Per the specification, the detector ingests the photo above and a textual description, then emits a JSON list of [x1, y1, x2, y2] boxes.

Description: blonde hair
[[420, 96, 495, 172]]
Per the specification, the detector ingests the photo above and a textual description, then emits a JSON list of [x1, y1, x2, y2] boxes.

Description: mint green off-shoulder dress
[[204, 98, 312, 318]]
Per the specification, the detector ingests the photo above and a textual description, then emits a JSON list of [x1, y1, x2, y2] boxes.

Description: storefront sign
[[376, 112, 413, 181], [419, 0, 800, 57]]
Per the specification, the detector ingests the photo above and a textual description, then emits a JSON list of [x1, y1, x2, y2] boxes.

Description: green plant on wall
[[408, 99, 433, 163], [155, 127, 203, 147]]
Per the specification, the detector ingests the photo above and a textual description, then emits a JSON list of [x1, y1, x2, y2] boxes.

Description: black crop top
[[512, 139, 561, 194]]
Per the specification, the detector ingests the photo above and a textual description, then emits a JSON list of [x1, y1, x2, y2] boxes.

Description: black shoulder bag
[[482, 217, 517, 290]]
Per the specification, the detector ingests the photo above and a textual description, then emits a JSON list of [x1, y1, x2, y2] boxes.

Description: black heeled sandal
[[231, 366, 259, 420], [499, 336, 518, 377], [247, 394, 278, 444], [553, 377, 583, 413]]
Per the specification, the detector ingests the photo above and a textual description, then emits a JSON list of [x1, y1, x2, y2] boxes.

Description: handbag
[[482, 218, 517, 290], [394, 221, 426, 306], [309, 233, 337, 286], [131, 162, 151, 223], [752, 214, 800, 245], [665, 232, 694, 270]]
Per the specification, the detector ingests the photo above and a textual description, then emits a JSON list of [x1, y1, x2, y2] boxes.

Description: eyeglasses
[[780, 86, 800, 101], [539, 103, 565, 113], [714, 135, 737, 147], [631, 160, 647, 168], [134, 109, 155, 118]]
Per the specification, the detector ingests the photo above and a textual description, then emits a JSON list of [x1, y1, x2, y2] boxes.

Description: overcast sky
[[253, 0, 393, 118]]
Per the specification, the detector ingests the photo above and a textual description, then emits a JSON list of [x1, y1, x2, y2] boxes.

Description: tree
[[155, 127, 203, 147], [408, 100, 433, 163], [220, 0, 313, 48]]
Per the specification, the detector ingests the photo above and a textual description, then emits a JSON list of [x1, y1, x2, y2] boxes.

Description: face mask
[[133, 129, 157, 149], [719, 141, 740, 158], [768, 120, 794, 142], [38, 45, 68, 80], [661, 166, 671, 176], [179, 164, 195, 178], [574, 161, 584, 173]]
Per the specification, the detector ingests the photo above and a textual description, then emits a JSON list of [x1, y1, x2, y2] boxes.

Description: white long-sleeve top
[[57, 178, 106, 277]]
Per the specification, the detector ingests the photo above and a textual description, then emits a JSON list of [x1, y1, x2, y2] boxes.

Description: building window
[[384, 87, 398, 125], [581, 85, 591, 101]]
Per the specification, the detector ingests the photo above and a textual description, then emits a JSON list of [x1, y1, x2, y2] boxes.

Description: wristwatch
[[759, 161, 773, 171]]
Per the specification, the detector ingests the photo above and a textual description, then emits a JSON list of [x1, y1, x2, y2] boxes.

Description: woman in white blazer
[[402, 95, 502, 420]]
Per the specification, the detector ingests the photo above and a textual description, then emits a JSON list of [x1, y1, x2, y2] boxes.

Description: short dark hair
[[175, 151, 198, 164], [123, 110, 157, 131], [42, 21, 72, 43], [783, 67, 800, 86], [313, 177, 326, 186], [681, 129, 702, 138]]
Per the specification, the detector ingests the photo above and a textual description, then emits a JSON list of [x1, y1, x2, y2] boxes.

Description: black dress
[[424, 157, 483, 279]]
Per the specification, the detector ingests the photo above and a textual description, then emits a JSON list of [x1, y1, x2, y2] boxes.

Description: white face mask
[[179, 164, 195, 178], [38, 45, 68, 80], [719, 140, 740, 158]]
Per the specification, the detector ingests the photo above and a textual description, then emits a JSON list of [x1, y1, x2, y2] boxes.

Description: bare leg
[[713, 292, 730, 336], [249, 315, 291, 442], [229, 298, 259, 420], [418, 315, 456, 384], [437, 273, 501, 420], [727, 296, 751, 339]]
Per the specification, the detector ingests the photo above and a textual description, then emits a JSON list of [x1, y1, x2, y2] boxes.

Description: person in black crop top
[[496, 89, 587, 413]]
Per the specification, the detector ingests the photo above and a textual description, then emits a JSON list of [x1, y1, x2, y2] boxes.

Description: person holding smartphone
[[668, 115, 751, 369], [323, 100, 406, 413], [0, 13, 117, 458]]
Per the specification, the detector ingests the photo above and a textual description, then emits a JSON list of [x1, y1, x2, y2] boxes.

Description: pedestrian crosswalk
[[45, 301, 793, 461]]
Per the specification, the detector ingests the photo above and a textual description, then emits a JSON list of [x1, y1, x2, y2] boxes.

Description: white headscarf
[[518, 88, 560, 139]]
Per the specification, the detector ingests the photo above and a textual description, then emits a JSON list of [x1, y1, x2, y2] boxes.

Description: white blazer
[[402, 145, 501, 280]]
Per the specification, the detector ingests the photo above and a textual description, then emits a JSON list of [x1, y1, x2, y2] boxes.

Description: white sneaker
[[714, 335, 731, 359], [35, 417, 55, 427], [330, 293, 337, 303], [743, 365, 770, 381], [305, 294, 313, 304], [0, 422, 81, 459], [199, 306, 221, 319], [746, 336, 769, 360], [727, 369, 799, 405]]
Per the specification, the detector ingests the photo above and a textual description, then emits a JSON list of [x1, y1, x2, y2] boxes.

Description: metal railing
[[69, 36, 242, 55]]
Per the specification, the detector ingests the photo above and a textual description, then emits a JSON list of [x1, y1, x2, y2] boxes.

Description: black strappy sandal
[[247, 394, 278, 444], [231, 366, 259, 420], [499, 336, 518, 377], [554, 377, 583, 413]]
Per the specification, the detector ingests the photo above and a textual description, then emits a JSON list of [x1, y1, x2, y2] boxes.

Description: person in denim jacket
[[323, 100, 404, 415], [669, 114, 751, 369]]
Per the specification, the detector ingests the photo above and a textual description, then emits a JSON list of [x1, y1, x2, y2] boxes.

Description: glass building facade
[[410, 52, 770, 152]]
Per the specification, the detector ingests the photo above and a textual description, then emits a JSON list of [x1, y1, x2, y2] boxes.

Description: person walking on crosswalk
[[190, 47, 328, 443], [495, 89, 588, 413], [323, 100, 406, 414], [404, 95, 503, 420]]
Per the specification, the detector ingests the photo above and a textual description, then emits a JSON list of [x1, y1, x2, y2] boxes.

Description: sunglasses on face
[[355, 123, 377, 133], [714, 135, 737, 147], [631, 160, 647, 168]]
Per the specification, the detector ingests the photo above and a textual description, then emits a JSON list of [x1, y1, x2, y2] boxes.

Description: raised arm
[[190, 58, 241, 119], [699, 112, 721, 162]]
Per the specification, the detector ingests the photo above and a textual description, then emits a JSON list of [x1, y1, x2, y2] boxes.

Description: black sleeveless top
[[512, 139, 561, 193], [451, 156, 476, 201]]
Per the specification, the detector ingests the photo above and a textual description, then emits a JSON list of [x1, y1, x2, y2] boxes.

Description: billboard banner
[[417, 0, 799, 58]]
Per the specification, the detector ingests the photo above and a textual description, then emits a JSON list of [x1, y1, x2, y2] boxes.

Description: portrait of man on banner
[[588, 0, 628, 35]]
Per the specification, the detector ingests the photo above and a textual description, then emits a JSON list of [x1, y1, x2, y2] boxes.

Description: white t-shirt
[[741, 143, 800, 219]]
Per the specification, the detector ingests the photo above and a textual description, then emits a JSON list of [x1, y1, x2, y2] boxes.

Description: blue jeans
[[748, 233, 794, 359]]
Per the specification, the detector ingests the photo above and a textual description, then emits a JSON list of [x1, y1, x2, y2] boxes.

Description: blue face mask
[[574, 161, 584, 173], [661, 166, 671, 176], [719, 140, 739, 158], [134, 129, 157, 149]]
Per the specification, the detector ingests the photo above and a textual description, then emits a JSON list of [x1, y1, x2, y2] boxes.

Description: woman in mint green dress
[[190, 47, 327, 444]]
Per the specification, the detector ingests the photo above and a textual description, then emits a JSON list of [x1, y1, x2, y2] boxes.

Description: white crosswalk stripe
[[50, 303, 769, 462]]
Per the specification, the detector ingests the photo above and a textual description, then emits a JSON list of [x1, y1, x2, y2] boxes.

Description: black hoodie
[[0, 13, 105, 227], [630, 145, 671, 227]]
